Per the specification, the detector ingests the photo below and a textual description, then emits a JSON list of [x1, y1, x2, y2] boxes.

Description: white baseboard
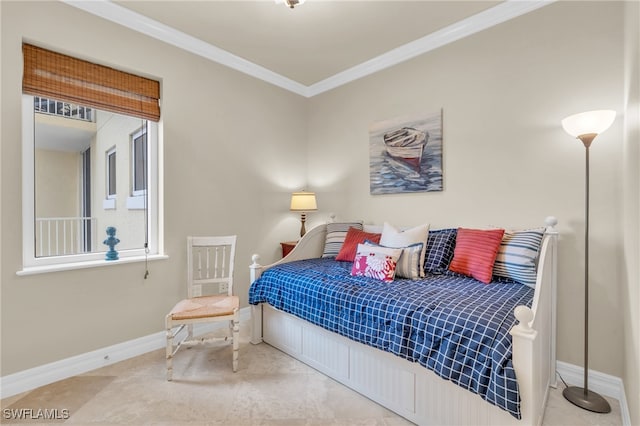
[[0, 307, 251, 399], [556, 360, 631, 426], [1, 318, 631, 426]]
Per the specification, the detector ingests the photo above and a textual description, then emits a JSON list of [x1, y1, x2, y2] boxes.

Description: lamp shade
[[561, 110, 616, 138], [290, 191, 317, 212]]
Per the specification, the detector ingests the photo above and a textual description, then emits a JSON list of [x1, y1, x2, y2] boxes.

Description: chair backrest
[[187, 236, 237, 298]]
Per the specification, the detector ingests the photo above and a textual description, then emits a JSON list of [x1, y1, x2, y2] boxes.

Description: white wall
[[91, 111, 147, 251], [307, 1, 625, 380], [622, 1, 640, 423], [1, 0, 307, 375]]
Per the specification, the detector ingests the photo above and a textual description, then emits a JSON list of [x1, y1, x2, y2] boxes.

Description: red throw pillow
[[335, 227, 382, 262], [448, 228, 505, 284]]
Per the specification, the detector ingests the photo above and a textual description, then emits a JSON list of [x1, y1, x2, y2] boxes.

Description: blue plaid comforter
[[248, 258, 534, 419]]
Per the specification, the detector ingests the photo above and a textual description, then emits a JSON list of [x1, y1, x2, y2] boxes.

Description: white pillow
[[380, 222, 430, 277]]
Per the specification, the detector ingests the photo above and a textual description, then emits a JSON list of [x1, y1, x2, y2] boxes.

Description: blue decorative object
[[103, 226, 120, 261]]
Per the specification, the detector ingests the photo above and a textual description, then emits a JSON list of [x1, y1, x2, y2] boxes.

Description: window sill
[[126, 196, 145, 210], [103, 198, 116, 210], [17, 254, 169, 276]]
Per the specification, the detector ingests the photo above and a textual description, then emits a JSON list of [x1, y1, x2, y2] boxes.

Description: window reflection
[[34, 98, 149, 257]]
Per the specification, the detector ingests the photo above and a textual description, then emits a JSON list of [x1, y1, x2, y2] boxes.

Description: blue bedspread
[[249, 258, 534, 419]]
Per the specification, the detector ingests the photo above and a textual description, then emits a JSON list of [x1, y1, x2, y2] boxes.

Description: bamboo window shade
[[22, 43, 160, 122]]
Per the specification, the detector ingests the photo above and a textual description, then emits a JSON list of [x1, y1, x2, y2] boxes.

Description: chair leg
[[166, 317, 173, 381], [187, 324, 194, 341], [232, 316, 239, 372]]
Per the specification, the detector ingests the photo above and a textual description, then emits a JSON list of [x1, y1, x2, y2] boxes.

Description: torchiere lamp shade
[[562, 110, 616, 145]]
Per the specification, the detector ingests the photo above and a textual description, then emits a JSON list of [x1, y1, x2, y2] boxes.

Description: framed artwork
[[369, 110, 443, 195]]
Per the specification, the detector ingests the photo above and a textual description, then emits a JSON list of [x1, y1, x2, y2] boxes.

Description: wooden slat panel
[[23, 44, 160, 121]]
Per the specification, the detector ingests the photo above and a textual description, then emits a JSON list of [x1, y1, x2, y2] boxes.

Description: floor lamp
[[561, 109, 616, 413]]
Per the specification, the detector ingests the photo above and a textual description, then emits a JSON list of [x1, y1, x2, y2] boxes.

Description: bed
[[249, 218, 558, 426]]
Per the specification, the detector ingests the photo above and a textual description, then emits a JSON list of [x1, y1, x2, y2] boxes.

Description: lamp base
[[563, 386, 611, 413], [299, 213, 307, 237]]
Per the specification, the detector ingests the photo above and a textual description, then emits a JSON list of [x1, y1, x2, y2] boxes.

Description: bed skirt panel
[[261, 303, 522, 425]]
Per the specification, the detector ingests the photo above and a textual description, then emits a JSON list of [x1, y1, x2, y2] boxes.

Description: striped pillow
[[322, 221, 364, 258], [366, 241, 424, 279], [493, 229, 545, 288], [448, 228, 505, 284]]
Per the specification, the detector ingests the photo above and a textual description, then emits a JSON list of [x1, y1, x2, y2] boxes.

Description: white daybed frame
[[250, 218, 558, 426]]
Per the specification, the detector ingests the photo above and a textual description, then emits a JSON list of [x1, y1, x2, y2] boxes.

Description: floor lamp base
[[563, 386, 611, 413]]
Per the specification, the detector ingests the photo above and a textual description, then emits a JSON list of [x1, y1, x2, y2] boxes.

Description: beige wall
[[34, 149, 78, 219], [33, 148, 80, 256], [622, 1, 640, 423], [307, 0, 626, 382], [1, 4, 637, 423], [1, 1, 307, 375]]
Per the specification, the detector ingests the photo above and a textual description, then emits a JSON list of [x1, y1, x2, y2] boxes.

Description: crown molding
[[62, 0, 554, 99], [62, 0, 309, 97], [306, 0, 555, 97]]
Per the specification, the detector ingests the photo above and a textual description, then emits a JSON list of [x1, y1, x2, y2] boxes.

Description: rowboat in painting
[[383, 127, 429, 169]]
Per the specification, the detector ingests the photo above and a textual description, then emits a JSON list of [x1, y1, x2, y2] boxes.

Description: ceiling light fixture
[[275, 0, 306, 9]]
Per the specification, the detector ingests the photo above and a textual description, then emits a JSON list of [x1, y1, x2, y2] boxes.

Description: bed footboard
[[510, 216, 558, 425]]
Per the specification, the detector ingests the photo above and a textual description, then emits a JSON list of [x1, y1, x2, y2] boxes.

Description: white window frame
[[130, 126, 147, 197], [106, 146, 117, 199], [127, 125, 147, 210], [19, 94, 165, 275]]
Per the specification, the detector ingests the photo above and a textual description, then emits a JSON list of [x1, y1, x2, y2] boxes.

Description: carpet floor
[[1, 321, 623, 425]]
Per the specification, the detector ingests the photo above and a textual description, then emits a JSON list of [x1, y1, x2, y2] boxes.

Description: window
[[106, 147, 117, 198], [132, 127, 147, 196], [20, 44, 163, 274], [127, 125, 148, 210]]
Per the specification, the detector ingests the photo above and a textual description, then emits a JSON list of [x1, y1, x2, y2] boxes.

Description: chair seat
[[169, 295, 239, 320]]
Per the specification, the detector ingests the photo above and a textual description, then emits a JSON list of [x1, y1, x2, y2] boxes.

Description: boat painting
[[383, 127, 429, 169], [370, 110, 442, 195]]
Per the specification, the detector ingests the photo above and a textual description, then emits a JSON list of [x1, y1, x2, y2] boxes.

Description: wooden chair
[[165, 235, 239, 381]]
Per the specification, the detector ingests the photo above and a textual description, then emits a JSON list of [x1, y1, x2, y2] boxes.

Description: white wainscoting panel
[[263, 304, 302, 355], [300, 325, 349, 380], [349, 345, 416, 415]]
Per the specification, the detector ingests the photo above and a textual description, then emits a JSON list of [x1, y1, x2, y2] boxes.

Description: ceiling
[[68, 0, 551, 96], [113, 1, 501, 86], [36, 1, 551, 151]]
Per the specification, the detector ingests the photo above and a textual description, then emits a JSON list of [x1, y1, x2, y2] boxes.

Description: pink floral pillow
[[350, 244, 402, 282]]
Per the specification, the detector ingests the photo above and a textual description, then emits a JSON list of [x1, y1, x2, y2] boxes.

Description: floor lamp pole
[[562, 134, 611, 413]]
